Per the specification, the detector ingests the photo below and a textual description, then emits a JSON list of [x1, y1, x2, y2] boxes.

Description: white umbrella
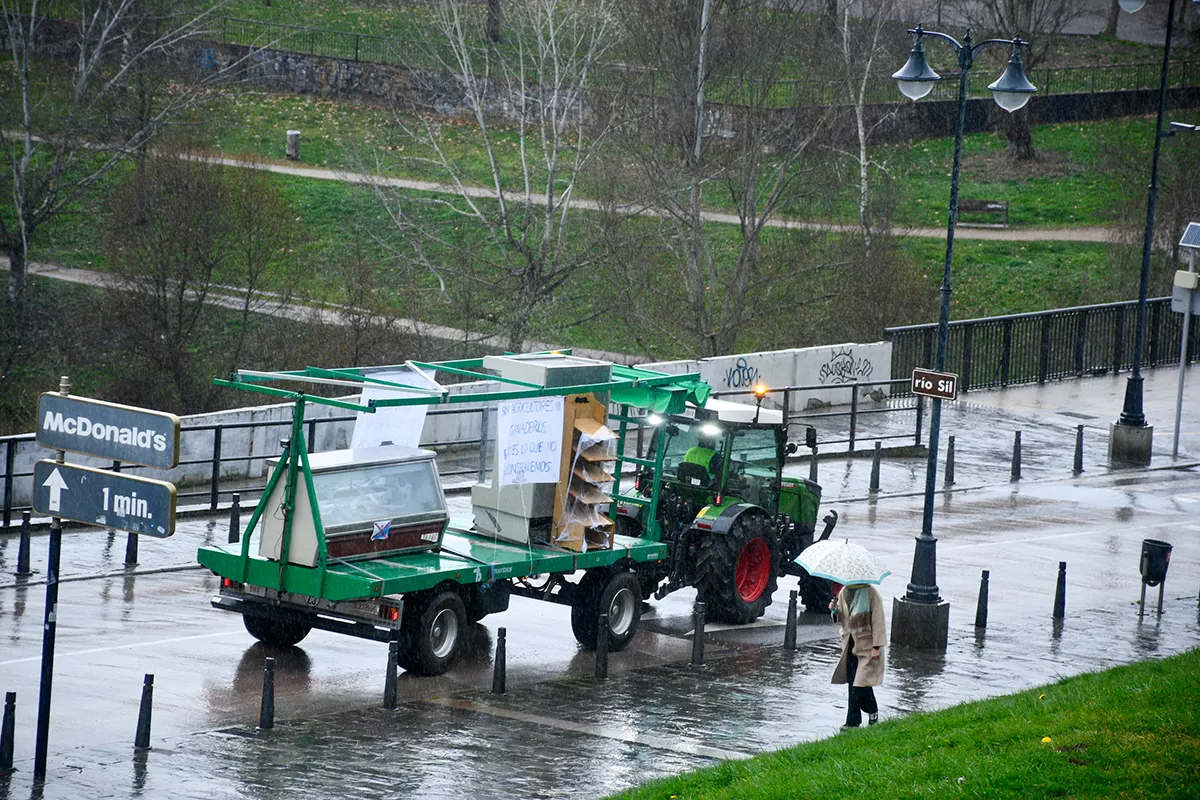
[[794, 539, 891, 585]]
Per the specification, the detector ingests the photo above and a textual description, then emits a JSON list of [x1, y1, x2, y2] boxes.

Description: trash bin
[[1139, 539, 1172, 587]]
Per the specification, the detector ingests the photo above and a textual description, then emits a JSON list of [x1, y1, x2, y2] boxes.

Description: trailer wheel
[[242, 614, 312, 648], [397, 589, 467, 676], [696, 512, 777, 624], [570, 570, 642, 651]]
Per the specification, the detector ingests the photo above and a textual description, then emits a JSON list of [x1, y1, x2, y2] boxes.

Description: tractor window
[[726, 428, 781, 507], [660, 420, 726, 479]]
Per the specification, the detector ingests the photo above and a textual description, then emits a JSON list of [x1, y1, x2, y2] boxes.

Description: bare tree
[[611, 0, 840, 358], [948, 0, 1085, 160], [374, 0, 620, 353], [0, 0, 230, 313], [103, 148, 304, 412]]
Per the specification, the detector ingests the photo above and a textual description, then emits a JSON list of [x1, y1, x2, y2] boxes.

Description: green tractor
[[615, 399, 838, 623]]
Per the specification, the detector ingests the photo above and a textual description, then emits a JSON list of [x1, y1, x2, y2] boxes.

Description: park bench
[[957, 199, 1010, 228]]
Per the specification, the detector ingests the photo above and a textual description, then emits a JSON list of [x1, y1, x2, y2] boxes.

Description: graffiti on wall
[[723, 357, 762, 389], [818, 348, 873, 384]]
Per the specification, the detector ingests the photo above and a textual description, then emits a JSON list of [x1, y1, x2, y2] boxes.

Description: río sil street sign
[[911, 368, 959, 401], [32, 461, 176, 537], [36, 393, 180, 469]]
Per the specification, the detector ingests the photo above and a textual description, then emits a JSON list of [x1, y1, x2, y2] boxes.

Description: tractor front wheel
[[696, 513, 777, 624]]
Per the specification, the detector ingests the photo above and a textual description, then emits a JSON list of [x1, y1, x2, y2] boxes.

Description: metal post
[[914, 394, 925, 446], [134, 674, 154, 751], [944, 435, 956, 486], [691, 601, 706, 667], [594, 614, 609, 680], [1, 692, 15, 773], [228, 493, 241, 545], [848, 390, 859, 453], [384, 641, 398, 709], [210, 427, 222, 511], [3, 440, 15, 528], [124, 531, 139, 566], [34, 375, 70, 782], [491, 627, 507, 695], [784, 590, 798, 651], [258, 657, 276, 730], [1116, 0, 1181, 441], [1173, 249, 1195, 458], [869, 441, 881, 493], [1139, 581, 1148, 619], [477, 406, 491, 482], [808, 446, 819, 484], [1053, 562, 1067, 620], [1157, 580, 1166, 615], [1074, 425, 1085, 475], [974, 570, 989, 629], [1010, 431, 1022, 481], [16, 510, 32, 577]]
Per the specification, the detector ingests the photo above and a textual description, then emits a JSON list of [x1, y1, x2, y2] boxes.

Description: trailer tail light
[[696, 521, 712, 530], [222, 578, 236, 589], [383, 606, 400, 622]]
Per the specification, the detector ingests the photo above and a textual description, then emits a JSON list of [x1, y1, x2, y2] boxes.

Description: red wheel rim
[[735, 537, 771, 602]]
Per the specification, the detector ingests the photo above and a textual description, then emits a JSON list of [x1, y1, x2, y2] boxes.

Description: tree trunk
[[1002, 108, 1036, 161], [487, 0, 502, 44], [1104, 0, 1120, 37], [4, 242, 27, 308]]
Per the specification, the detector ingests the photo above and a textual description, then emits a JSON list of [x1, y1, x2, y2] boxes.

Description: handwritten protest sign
[[497, 397, 564, 486]]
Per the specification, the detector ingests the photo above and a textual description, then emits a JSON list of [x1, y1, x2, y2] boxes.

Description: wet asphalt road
[[1, 371, 1199, 799]]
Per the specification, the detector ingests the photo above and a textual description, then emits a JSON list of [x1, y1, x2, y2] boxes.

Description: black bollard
[[16, 511, 32, 577], [784, 590, 798, 651], [1073, 425, 1084, 475], [258, 657, 275, 730], [808, 448, 818, 484], [228, 493, 241, 545], [1, 692, 15, 773], [134, 674, 154, 751], [944, 435, 956, 486], [974, 570, 990, 629], [1052, 562, 1067, 620], [1010, 431, 1022, 481], [868, 441, 881, 493], [383, 640, 398, 709], [691, 601, 706, 667], [124, 532, 139, 566], [491, 627, 507, 695], [595, 614, 609, 680]]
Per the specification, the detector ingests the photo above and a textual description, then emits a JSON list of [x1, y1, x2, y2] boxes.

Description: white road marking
[[0, 630, 239, 666]]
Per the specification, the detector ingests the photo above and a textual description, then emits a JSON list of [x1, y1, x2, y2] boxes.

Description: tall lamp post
[[889, 27, 1036, 649], [1109, 0, 1200, 465]]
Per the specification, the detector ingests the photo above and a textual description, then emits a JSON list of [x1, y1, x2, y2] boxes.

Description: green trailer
[[197, 354, 835, 675]]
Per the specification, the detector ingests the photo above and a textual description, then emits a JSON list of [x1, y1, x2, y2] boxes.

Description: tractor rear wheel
[[696, 513, 777, 624]]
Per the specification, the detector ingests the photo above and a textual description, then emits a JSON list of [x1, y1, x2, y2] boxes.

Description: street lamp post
[[889, 27, 1036, 649], [1109, 0, 1200, 465]]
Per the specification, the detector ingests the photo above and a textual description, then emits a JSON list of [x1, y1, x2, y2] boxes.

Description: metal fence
[[885, 297, 1198, 394], [210, 16, 1199, 109]]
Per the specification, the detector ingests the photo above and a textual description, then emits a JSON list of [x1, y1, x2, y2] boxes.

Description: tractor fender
[[697, 503, 770, 536]]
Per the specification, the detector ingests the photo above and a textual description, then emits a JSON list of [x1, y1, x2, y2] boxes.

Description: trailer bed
[[197, 524, 667, 603]]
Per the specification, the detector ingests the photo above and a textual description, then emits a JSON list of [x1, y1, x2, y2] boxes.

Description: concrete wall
[[4, 342, 891, 507]]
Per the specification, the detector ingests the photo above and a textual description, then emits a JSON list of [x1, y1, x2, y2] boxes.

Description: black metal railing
[[1, 405, 493, 529], [886, 297, 1198, 394], [209, 16, 1199, 109]]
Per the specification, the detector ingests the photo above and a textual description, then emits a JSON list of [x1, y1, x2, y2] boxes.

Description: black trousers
[[845, 635, 878, 726]]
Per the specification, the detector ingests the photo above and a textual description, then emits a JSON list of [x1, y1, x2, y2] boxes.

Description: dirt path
[[201, 155, 1112, 244]]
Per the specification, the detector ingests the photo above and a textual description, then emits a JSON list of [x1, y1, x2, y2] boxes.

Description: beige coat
[[830, 585, 887, 688]]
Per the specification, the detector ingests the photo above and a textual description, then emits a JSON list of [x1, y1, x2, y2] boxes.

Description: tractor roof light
[[753, 383, 769, 400], [700, 423, 723, 438]]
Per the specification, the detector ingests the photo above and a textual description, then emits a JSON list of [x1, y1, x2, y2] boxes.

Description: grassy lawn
[[608, 649, 1200, 800]]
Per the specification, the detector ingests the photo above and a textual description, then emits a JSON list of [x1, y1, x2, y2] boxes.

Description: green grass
[[608, 650, 1200, 800]]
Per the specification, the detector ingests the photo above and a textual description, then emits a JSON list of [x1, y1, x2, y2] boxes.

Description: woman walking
[[830, 582, 887, 729]]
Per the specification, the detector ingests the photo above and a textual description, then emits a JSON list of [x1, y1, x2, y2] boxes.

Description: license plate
[[351, 601, 379, 617], [244, 583, 267, 598]]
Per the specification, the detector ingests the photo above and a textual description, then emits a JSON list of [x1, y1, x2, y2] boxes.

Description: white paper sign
[[497, 397, 564, 486], [351, 366, 441, 450]]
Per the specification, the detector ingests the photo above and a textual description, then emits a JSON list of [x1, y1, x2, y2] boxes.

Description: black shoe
[[868, 713, 879, 726], [840, 723, 861, 731]]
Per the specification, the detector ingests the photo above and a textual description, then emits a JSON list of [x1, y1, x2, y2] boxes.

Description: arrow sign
[[32, 460, 176, 538], [42, 467, 69, 512]]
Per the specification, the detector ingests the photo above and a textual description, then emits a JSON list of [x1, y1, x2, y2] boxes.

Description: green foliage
[[609, 650, 1200, 800]]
